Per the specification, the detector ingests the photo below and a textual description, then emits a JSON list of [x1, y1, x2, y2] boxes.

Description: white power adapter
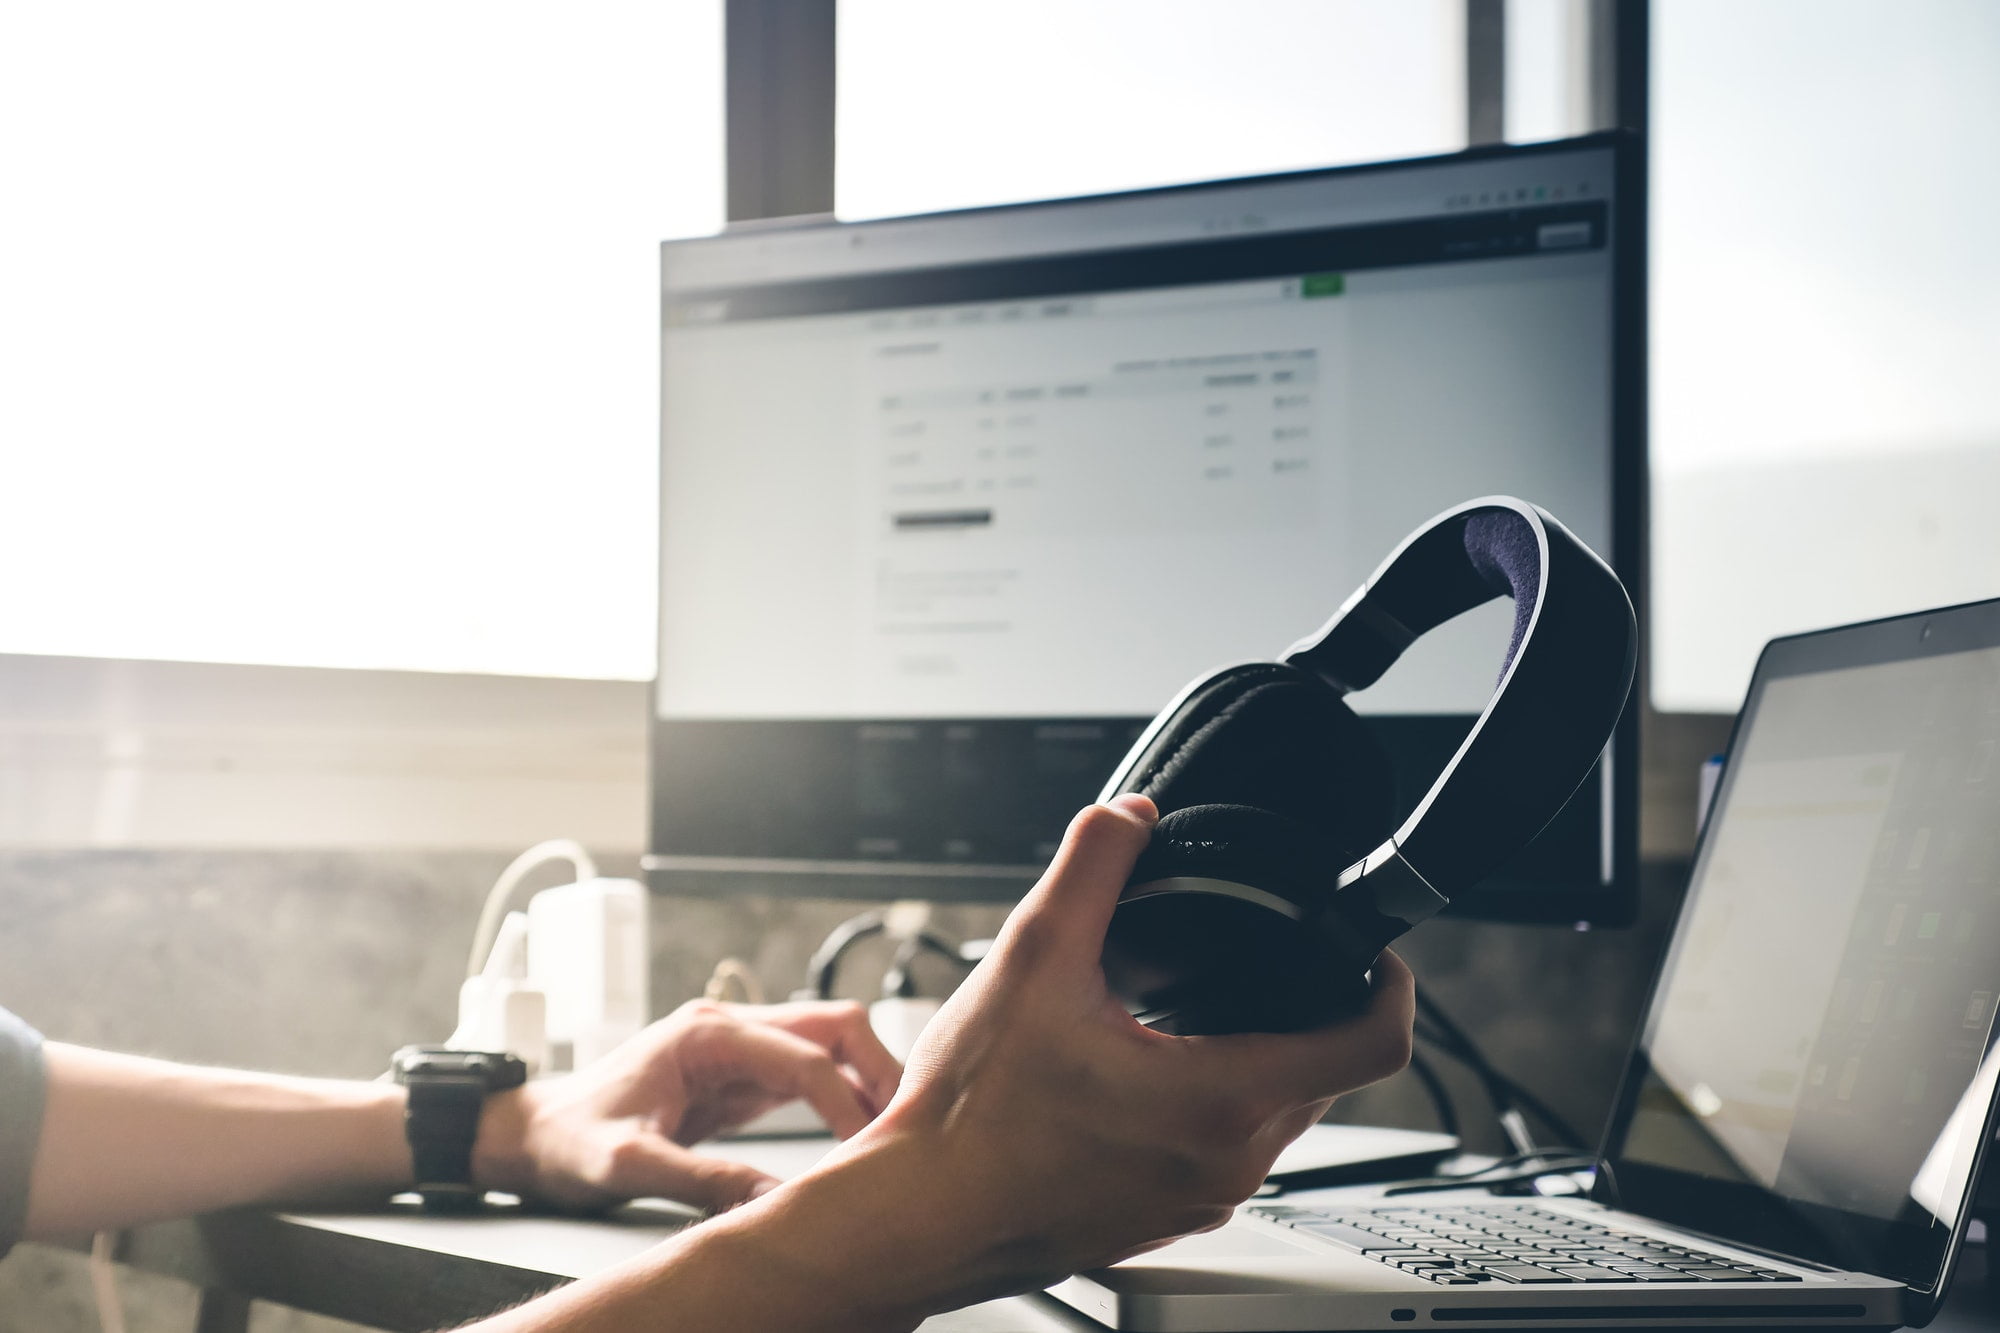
[[449, 909, 550, 1075], [527, 877, 649, 1070]]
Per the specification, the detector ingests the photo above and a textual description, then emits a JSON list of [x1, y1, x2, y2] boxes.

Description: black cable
[[880, 936, 922, 999], [1420, 989, 1587, 1148], [1422, 1147, 1593, 1184], [1486, 1070, 1589, 1153], [805, 910, 968, 1001], [1383, 1150, 1600, 1197], [878, 931, 970, 999], [1413, 993, 1524, 1147], [1413, 984, 1590, 1152], [1404, 1050, 1461, 1139], [1413, 985, 1494, 1072], [1593, 1155, 1623, 1209], [805, 911, 888, 999]]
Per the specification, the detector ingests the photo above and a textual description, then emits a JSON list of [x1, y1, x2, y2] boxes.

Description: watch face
[[392, 1046, 527, 1087]]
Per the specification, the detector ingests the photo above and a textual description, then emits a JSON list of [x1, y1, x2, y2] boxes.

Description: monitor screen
[[649, 135, 1640, 914]]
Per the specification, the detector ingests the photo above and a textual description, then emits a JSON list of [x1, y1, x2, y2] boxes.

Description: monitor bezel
[[647, 131, 1644, 922]]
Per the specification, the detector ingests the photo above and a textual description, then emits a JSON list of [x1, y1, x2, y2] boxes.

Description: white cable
[[89, 1232, 128, 1333], [467, 840, 597, 978]]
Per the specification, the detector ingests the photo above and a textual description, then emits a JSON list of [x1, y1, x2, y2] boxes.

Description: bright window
[[1651, 0, 2000, 712], [836, 0, 1465, 220], [0, 2, 722, 680], [1504, 0, 1593, 145]]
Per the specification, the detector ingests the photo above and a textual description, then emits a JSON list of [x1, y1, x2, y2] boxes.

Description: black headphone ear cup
[[1119, 664, 1397, 866], [1107, 804, 1377, 1035], [1127, 803, 1326, 902]]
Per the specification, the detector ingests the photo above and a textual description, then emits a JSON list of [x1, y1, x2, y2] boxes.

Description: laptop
[[1053, 596, 2000, 1331]]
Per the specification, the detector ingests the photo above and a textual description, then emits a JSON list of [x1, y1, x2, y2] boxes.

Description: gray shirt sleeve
[[0, 1007, 48, 1260]]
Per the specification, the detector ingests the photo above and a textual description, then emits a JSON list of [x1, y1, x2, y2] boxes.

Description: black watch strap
[[391, 1047, 527, 1213], [404, 1074, 490, 1211]]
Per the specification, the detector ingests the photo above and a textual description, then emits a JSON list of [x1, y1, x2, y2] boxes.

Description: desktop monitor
[[648, 133, 1643, 923]]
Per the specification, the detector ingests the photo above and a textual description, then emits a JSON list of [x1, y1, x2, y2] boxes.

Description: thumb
[[604, 1136, 781, 1214], [1006, 794, 1157, 968]]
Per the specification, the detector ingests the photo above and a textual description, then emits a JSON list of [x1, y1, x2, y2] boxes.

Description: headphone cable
[[1414, 984, 1588, 1154], [1403, 1049, 1461, 1139]]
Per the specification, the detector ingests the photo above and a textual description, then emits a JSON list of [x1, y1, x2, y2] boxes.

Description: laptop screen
[[1603, 600, 2000, 1293]]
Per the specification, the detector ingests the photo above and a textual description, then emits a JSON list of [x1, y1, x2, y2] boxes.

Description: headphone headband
[[1284, 496, 1635, 926], [1094, 495, 1634, 1034]]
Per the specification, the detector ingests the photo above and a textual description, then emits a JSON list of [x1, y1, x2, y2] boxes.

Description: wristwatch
[[389, 1045, 528, 1212]]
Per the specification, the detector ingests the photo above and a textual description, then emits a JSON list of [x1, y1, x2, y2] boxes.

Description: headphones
[[1097, 496, 1636, 1036]]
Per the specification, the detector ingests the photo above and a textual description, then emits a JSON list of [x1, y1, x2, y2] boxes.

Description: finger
[[1212, 948, 1417, 1104], [1292, 947, 1416, 1097], [679, 1083, 787, 1144], [758, 1001, 906, 1113], [823, 1008, 906, 1112], [705, 1021, 877, 1138], [1005, 795, 1158, 968], [601, 1135, 780, 1214]]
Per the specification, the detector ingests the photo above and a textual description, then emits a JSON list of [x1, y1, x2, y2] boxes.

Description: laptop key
[[1479, 1266, 1571, 1284], [1287, 1221, 1395, 1251], [1677, 1266, 1758, 1281], [1549, 1266, 1633, 1283]]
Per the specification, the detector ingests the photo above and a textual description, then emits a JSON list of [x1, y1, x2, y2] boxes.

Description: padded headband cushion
[[1462, 509, 1542, 678], [1114, 664, 1396, 865]]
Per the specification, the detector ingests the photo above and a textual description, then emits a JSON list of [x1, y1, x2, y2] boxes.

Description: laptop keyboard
[[1247, 1203, 1806, 1286]]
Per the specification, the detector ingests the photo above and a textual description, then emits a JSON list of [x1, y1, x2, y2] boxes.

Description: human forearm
[[467, 1135, 964, 1333], [23, 1044, 409, 1237], [18, 995, 905, 1242]]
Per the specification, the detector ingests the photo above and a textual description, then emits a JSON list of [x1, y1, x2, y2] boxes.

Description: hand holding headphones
[[1098, 497, 1636, 1036]]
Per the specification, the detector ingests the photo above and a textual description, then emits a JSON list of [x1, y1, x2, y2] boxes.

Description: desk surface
[[112, 1203, 1103, 1332], [99, 1133, 2000, 1333], [106, 1205, 2000, 1333], [97, 1127, 1443, 1332]]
